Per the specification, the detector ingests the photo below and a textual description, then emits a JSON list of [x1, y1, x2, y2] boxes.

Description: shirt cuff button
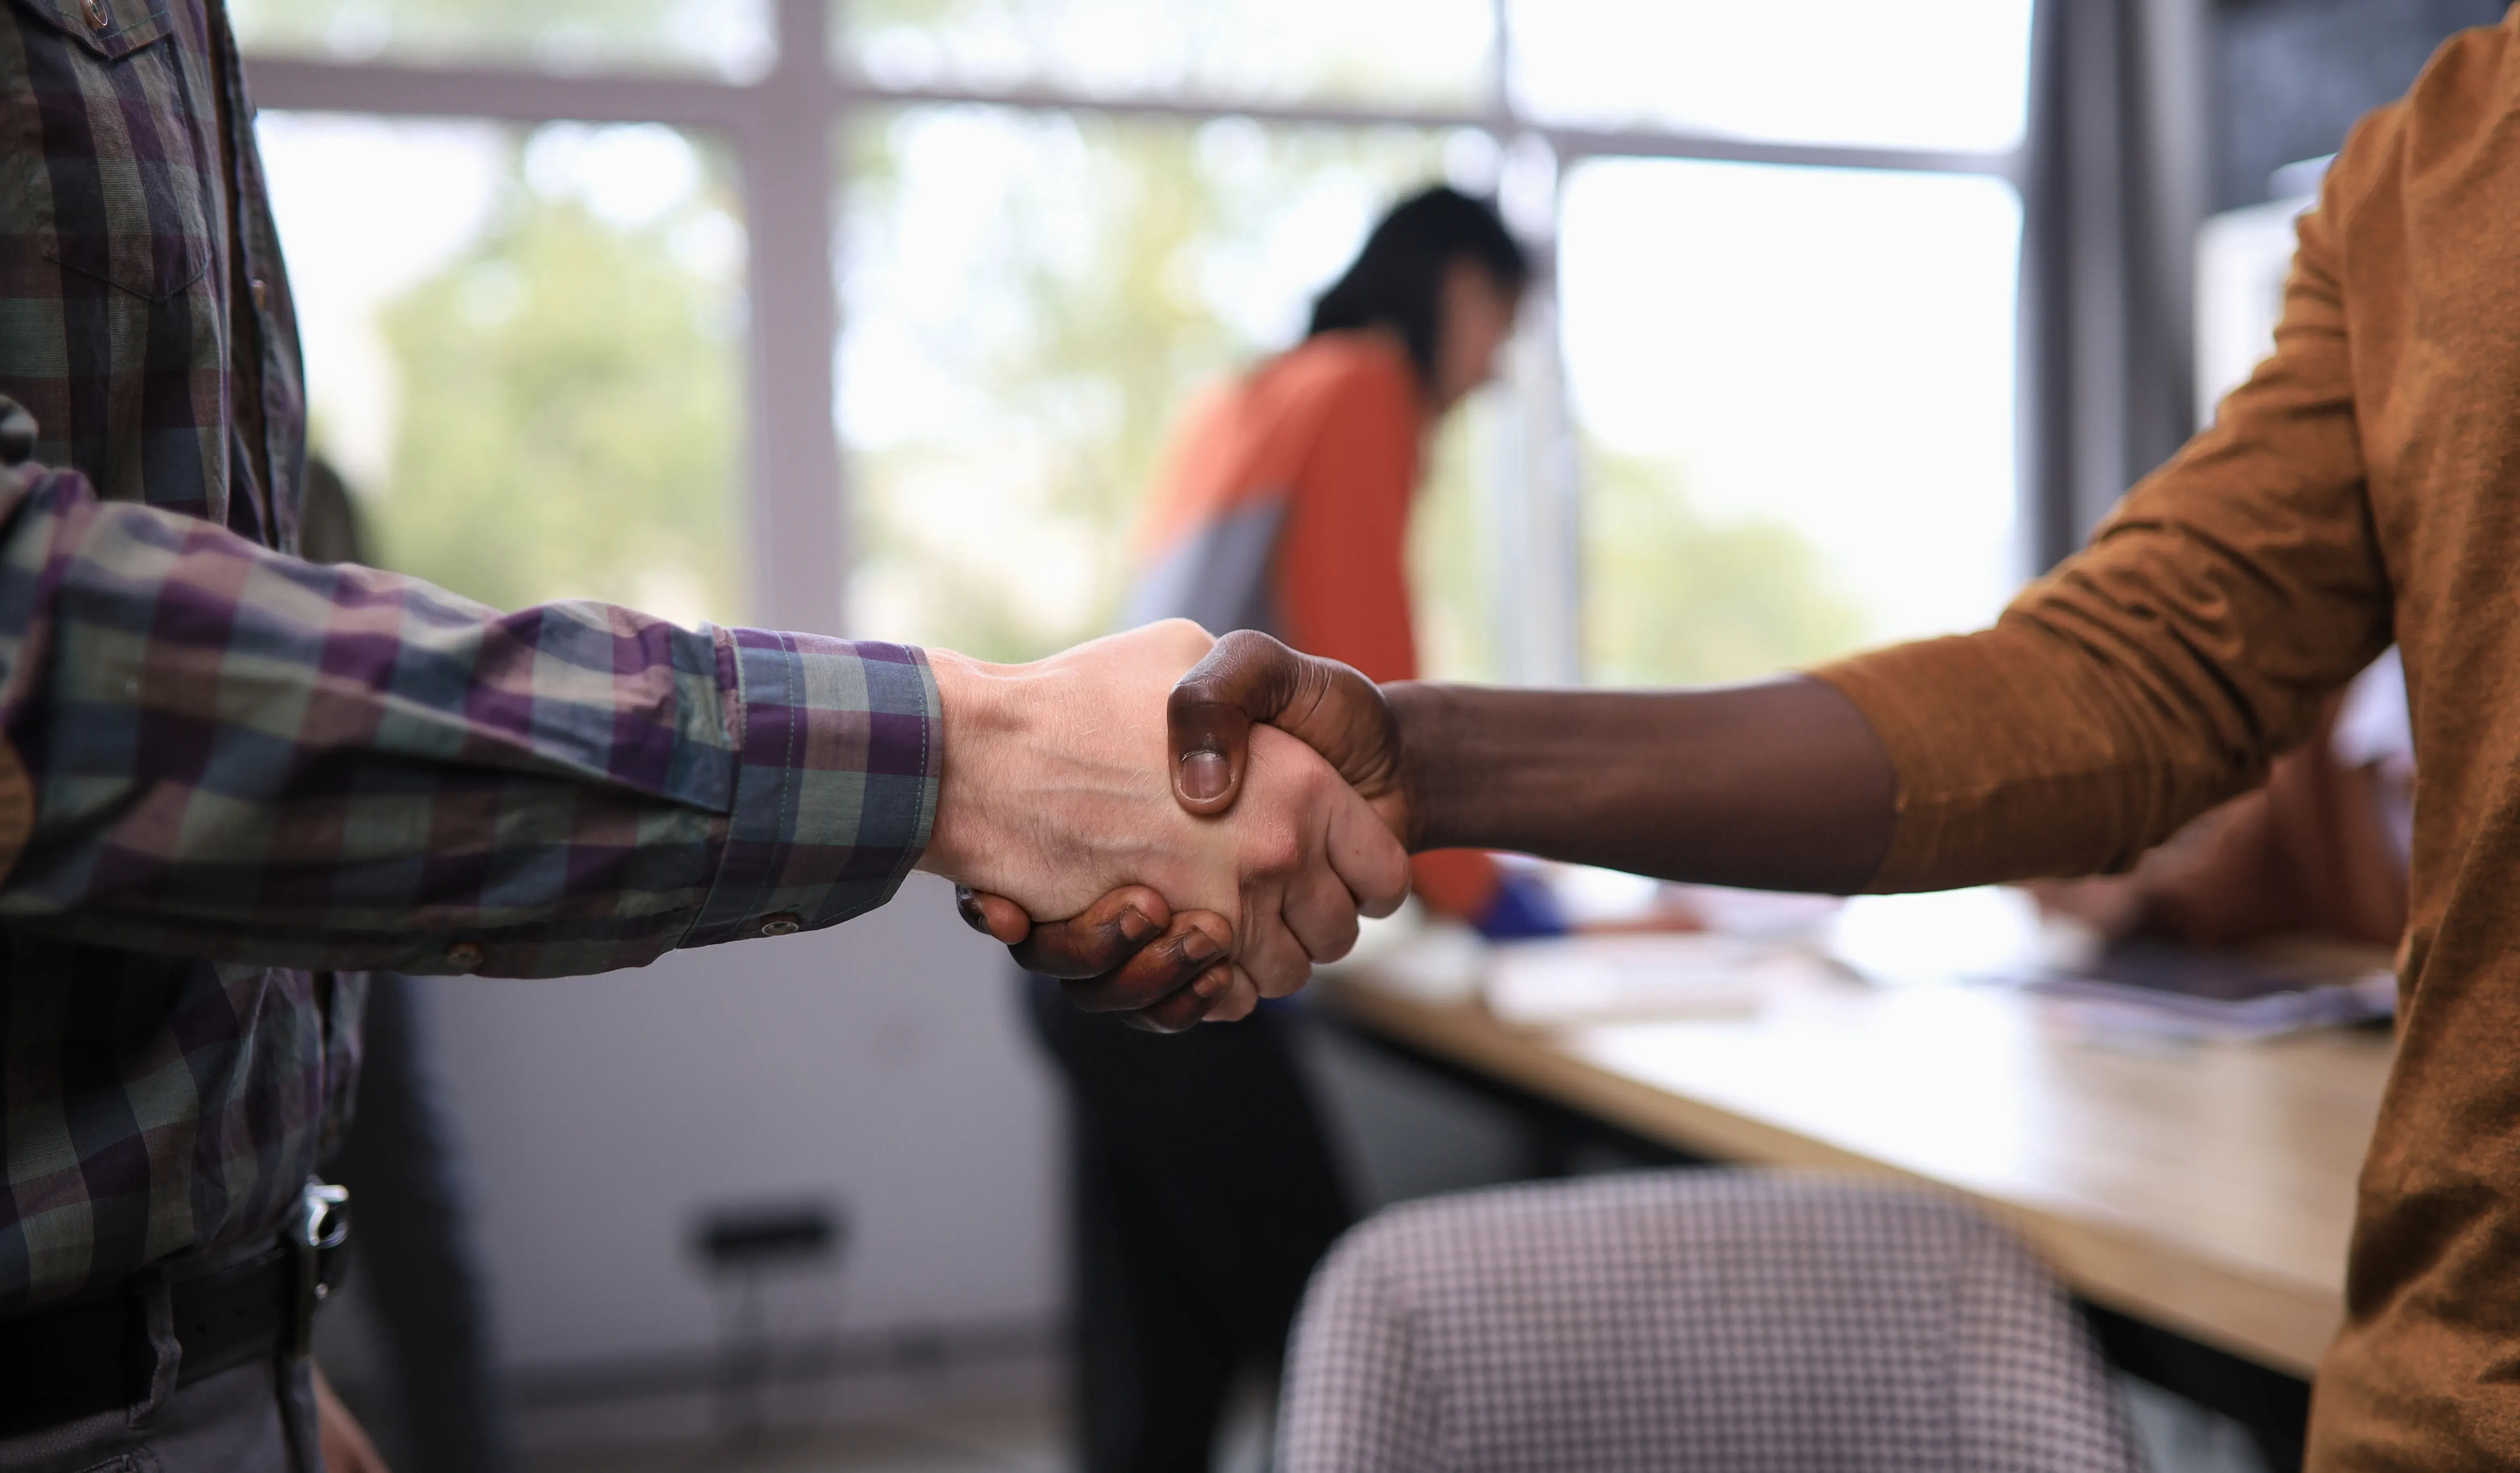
[[445, 941, 485, 971], [758, 912, 802, 937]]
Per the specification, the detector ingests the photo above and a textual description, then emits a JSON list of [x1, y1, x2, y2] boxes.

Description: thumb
[[954, 886, 1033, 946], [1167, 629, 1304, 815], [1168, 630, 1409, 832]]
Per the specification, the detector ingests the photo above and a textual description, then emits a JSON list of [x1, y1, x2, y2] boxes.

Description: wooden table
[[1315, 954, 2394, 1454]]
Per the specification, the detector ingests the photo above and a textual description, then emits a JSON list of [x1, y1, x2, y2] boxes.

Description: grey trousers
[[0, 1356, 319, 1473]]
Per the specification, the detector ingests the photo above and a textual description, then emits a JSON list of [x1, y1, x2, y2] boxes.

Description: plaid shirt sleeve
[[0, 460, 941, 978]]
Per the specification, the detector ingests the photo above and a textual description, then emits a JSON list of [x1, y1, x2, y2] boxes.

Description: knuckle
[[1265, 834, 1305, 876], [1321, 915, 1361, 960], [1154, 617, 1214, 660]]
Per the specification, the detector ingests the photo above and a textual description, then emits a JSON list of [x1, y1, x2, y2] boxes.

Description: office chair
[[1278, 1170, 2140, 1473]]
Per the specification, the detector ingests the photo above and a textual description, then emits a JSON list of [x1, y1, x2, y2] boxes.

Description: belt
[[0, 1180, 349, 1435]]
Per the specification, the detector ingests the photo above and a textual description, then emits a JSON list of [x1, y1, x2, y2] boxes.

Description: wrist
[[1384, 681, 1450, 852], [918, 649, 1027, 885]]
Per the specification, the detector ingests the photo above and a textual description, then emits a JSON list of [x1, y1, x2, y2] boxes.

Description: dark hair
[[1307, 186, 1529, 386]]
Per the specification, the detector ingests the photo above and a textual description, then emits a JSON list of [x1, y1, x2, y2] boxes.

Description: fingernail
[[1180, 750, 1229, 802], [1180, 930, 1223, 964], [953, 887, 989, 933], [1193, 965, 1232, 998], [1119, 908, 1158, 944]]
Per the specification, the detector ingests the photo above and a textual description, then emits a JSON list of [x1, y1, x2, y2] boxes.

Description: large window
[[1561, 159, 2025, 684], [258, 115, 752, 625], [244, 0, 2038, 688]]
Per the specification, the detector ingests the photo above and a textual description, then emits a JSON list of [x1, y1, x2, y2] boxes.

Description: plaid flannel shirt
[[0, 0, 942, 1313]]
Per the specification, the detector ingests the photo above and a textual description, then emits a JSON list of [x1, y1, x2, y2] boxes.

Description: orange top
[[1811, 15, 2520, 1465], [1136, 332, 1500, 918]]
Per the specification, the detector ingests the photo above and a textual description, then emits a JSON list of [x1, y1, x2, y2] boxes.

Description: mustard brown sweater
[[1817, 12, 2520, 1466]]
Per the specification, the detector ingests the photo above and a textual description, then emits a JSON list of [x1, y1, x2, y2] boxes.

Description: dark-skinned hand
[[954, 883, 1248, 1033], [1166, 630, 1409, 837]]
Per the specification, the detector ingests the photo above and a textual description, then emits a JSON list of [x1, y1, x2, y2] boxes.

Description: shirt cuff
[[683, 630, 941, 948]]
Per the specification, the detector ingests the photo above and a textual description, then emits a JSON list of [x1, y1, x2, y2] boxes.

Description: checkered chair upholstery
[[1278, 1170, 2140, 1473]]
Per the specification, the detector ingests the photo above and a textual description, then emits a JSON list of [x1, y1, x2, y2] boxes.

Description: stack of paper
[[1484, 933, 1792, 1026]]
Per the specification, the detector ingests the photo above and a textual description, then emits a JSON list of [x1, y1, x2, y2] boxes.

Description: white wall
[[418, 873, 1063, 1371]]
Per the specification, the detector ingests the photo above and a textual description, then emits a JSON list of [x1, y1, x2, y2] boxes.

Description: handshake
[[914, 616, 1898, 1029], [915, 619, 1421, 1032]]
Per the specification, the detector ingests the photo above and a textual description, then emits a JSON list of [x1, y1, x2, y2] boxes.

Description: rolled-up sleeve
[[1811, 128, 2395, 893], [0, 465, 939, 976]]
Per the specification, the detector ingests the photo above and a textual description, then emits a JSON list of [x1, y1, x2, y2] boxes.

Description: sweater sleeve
[[1812, 119, 2396, 892]]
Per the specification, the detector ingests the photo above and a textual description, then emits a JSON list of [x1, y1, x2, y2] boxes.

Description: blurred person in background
[[1023, 186, 1552, 1473]]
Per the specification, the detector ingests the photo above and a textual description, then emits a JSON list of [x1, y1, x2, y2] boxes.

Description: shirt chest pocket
[[6, 0, 215, 304]]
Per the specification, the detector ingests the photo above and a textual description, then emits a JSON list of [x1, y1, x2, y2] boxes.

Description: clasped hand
[[917, 622, 1407, 1029]]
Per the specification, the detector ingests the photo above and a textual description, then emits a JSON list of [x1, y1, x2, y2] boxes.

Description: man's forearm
[[1388, 676, 1898, 894], [0, 464, 939, 975]]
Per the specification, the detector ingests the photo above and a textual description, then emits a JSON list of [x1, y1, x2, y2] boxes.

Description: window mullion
[[739, 0, 847, 634], [244, 57, 752, 129]]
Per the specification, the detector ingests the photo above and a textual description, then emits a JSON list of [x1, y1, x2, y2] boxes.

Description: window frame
[[245, 0, 2038, 663]]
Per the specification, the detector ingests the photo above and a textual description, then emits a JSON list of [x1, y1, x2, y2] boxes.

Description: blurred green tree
[[360, 134, 746, 623], [844, 107, 1466, 664], [1581, 445, 1872, 687]]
